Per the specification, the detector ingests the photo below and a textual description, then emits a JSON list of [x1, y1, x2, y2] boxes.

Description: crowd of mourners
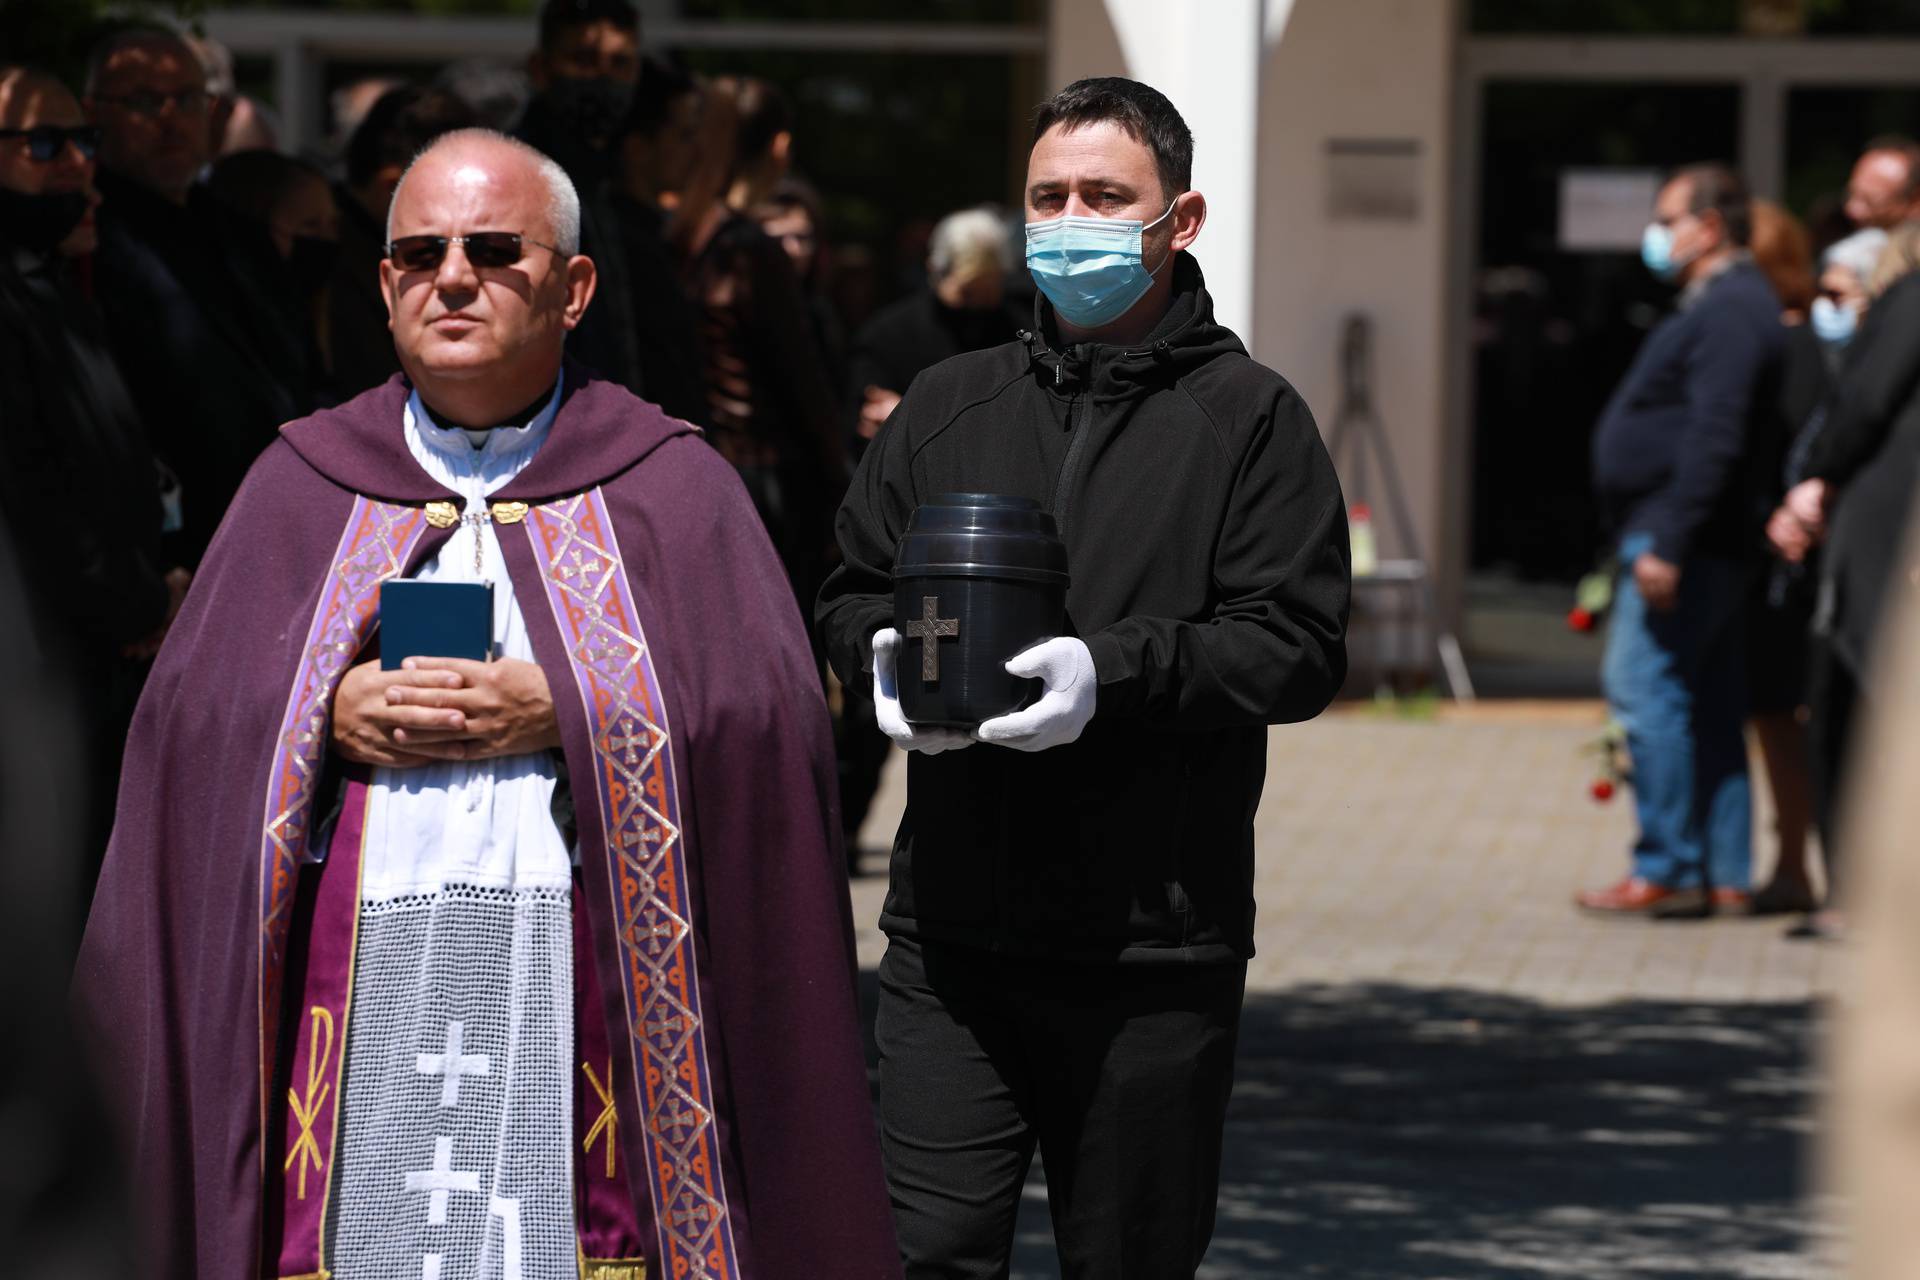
[[0, 0, 1032, 877], [1576, 140, 1920, 941]]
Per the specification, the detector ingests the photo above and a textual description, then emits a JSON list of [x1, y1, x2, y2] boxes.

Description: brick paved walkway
[[846, 704, 1845, 1277]]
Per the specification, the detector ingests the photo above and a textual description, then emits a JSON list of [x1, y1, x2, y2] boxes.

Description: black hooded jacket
[[817, 256, 1350, 963]]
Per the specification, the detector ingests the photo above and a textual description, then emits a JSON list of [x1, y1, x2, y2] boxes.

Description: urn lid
[[893, 493, 1069, 585]]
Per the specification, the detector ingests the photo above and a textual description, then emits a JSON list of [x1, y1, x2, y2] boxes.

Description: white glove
[[870, 628, 973, 755], [975, 636, 1096, 752]]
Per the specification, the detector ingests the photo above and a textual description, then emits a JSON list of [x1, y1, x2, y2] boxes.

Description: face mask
[[1640, 218, 1707, 284], [1025, 201, 1177, 329], [0, 187, 88, 255], [286, 235, 340, 297], [1641, 222, 1678, 281], [1811, 295, 1859, 348], [544, 76, 634, 147]]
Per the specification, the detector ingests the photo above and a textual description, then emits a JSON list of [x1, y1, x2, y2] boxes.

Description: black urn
[[892, 493, 1069, 729]]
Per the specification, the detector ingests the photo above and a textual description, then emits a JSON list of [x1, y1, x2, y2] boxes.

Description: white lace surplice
[[329, 382, 580, 1280]]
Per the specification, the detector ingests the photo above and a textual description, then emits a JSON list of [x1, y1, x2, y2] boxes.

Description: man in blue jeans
[[1579, 162, 1785, 918]]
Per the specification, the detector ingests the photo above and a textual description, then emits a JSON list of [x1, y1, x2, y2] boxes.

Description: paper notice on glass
[[1558, 169, 1660, 252]]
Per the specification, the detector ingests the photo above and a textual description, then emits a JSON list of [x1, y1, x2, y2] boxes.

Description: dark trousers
[[1809, 635, 1861, 894], [876, 936, 1246, 1279]]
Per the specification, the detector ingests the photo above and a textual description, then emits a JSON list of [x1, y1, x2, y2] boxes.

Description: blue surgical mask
[[1025, 201, 1177, 329], [1641, 221, 1678, 281], [1811, 295, 1859, 347]]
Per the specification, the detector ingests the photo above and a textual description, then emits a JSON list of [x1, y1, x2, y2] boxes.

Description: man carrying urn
[[818, 77, 1351, 1278]]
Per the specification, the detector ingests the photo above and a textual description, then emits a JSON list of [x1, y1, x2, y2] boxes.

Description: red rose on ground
[[1590, 778, 1615, 802]]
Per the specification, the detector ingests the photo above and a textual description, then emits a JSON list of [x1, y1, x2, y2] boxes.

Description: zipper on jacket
[[1051, 389, 1093, 540]]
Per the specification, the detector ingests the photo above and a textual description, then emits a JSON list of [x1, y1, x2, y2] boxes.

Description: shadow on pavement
[[1191, 984, 1834, 1278], [857, 974, 1832, 1277]]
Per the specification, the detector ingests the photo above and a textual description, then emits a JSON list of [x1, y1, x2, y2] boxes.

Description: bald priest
[[73, 129, 900, 1280]]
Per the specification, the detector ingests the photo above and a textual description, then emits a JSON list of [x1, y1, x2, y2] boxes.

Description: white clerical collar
[[406, 372, 564, 465]]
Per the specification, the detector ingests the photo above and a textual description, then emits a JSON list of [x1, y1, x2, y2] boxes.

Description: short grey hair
[[928, 206, 1013, 279], [1823, 226, 1889, 282], [386, 127, 580, 257]]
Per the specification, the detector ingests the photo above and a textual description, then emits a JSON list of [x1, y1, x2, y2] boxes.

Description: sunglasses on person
[[385, 232, 563, 272], [0, 125, 101, 161]]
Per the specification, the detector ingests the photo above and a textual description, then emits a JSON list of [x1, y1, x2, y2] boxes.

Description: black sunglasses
[[385, 232, 562, 272], [0, 125, 101, 162]]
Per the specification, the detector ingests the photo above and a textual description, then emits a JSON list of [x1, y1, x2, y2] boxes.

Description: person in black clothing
[[1742, 200, 1825, 917], [847, 205, 1024, 459], [207, 150, 341, 405], [1578, 164, 1785, 919], [1749, 225, 1886, 923], [514, 0, 644, 394], [608, 56, 707, 425], [328, 85, 478, 398], [1768, 225, 1920, 939], [816, 78, 1349, 1277], [83, 24, 305, 564], [684, 75, 845, 619], [0, 65, 187, 882], [754, 177, 850, 405]]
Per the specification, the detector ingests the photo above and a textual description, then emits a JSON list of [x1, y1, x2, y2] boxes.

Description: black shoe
[[1649, 887, 1712, 920]]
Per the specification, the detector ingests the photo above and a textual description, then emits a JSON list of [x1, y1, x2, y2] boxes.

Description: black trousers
[[1809, 635, 1861, 893], [876, 936, 1246, 1279]]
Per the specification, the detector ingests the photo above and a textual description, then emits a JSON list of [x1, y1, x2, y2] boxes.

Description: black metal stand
[[1326, 313, 1475, 701]]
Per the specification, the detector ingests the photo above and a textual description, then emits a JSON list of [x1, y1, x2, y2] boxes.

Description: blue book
[[379, 580, 493, 670]]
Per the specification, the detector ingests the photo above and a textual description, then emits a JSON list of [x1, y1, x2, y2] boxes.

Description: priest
[[74, 128, 899, 1280]]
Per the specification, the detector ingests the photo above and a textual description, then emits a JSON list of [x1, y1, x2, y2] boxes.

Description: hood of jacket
[[1018, 253, 1247, 400]]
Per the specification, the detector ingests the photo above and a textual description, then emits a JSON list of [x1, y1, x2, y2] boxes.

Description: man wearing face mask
[[818, 78, 1350, 1276], [514, 0, 645, 396], [1580, 163, 1786, 918], [0, 65, 187, 886]]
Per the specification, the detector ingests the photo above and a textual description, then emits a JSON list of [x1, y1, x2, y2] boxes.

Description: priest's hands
[[330, 656, 562, 768]]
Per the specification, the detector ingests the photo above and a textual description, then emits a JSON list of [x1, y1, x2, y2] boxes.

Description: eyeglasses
[[0, 125, 101, 162], [94, 87, 209, 117], [385, 232, 563, 272]]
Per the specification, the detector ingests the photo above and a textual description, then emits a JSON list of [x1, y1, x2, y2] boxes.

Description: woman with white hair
[[1768, 220, 1920, 940], [846, 204, 1022, 451]]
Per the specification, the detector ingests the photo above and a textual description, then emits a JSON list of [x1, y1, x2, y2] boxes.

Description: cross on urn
[[901, 595, 960, 682]]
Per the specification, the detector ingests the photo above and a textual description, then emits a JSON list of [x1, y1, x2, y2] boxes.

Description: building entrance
[[1452, 35, 1920, 692]]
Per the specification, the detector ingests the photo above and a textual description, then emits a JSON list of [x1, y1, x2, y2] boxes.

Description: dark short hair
[[538, 0, 639, 52], [1674, 162, 1752, 247], [619, 56, 696, 142], [1031, 77, 1192, 202], [345, 85, 478, 189], [1864, 133, 1920, 198]]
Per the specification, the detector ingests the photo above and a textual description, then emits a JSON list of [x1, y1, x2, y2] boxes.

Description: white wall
[[1253, 0, 1454, 572], [1049, 0, 1460, 633]]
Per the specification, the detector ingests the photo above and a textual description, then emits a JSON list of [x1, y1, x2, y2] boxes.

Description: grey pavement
[[845, 704, 1844, 1278]]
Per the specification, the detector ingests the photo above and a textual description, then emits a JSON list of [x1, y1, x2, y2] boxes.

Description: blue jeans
[[1601, 533, 1752, 891]]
